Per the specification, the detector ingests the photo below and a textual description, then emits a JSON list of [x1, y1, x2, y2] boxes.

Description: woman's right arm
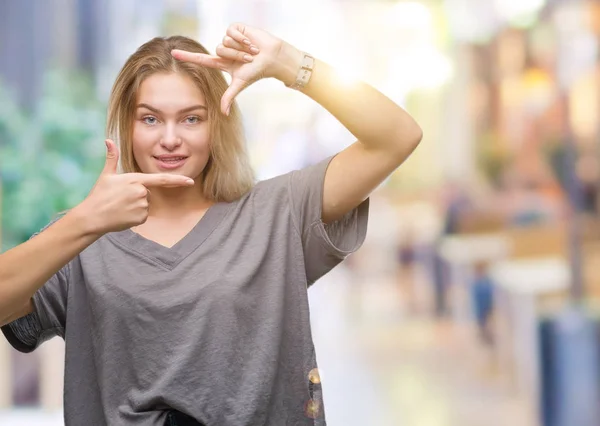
[[0, 206, 99, 327], [0, 139, 196, 327]]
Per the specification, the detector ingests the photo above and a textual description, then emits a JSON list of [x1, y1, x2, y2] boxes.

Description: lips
[[154, 155, 188, 169], [154, 156, 188, 161]]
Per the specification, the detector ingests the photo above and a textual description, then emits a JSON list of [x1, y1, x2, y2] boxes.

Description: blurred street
[[310, 265, 532, 426]]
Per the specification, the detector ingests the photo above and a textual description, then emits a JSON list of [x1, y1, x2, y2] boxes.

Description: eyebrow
[[136, 103, 207, 114]]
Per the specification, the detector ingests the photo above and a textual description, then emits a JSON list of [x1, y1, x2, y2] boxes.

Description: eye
[[184, 116, 201, 124], [142, 116, 158, 125]]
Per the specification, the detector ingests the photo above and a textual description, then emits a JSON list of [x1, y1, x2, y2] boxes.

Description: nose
[[160, 123, 182, 150]]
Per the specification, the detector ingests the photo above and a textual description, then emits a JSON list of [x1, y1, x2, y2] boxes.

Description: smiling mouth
[[154, 156, 188, 162], [153, 156, 188, 169]]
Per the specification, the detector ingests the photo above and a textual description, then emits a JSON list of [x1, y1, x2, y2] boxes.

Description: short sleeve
[[1, 215, 70, 353], [288, 155, 369, 286]]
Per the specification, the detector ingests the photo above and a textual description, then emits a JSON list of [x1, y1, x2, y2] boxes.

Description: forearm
[[275, 43, 423, 157], [0, 207, 99, 324]]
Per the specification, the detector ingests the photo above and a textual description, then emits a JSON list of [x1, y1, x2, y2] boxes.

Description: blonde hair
[[106, 36, 255, 202]]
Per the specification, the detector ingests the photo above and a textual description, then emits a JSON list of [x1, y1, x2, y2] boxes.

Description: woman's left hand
[[172, 23, 299, 116]]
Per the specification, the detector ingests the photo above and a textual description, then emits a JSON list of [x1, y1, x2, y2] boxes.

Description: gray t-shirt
[[2, 155, 369, 425]]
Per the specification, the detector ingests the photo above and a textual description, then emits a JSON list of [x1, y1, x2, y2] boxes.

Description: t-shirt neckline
[[106, 201, 232, 270]]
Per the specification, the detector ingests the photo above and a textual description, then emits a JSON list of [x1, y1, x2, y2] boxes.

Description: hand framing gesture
[[171, 23, 291, 116]]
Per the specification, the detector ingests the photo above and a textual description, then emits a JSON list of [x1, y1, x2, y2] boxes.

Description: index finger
[[128, 173, 195, 188], [171, 50, 226, 70]]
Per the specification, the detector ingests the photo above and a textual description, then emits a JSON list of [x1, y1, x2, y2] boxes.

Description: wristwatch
[[286, 52, 315, 90]]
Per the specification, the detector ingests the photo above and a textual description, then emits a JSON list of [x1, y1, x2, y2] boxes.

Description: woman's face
[[132, 72, 211, 180]]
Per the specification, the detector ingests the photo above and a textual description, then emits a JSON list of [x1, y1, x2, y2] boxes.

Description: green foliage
[[0, 70, 106, 250]]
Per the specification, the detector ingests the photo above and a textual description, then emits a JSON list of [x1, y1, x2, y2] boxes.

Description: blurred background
[[1, 0, 600, 425]]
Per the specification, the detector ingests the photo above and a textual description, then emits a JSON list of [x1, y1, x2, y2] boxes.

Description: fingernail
[[186, 179, 195, 185], [250, 46, 259, 54], [243, 39, 251, 46], [243, 54, 253, 62]]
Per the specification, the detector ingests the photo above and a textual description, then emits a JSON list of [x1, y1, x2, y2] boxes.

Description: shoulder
[[233, 157, 335, 213], [251, 156, 335, 197], [230, 170, 297, 219], [247, 171, 293, 202]]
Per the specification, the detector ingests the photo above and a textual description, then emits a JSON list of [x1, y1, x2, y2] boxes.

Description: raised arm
[[172, 23, 422, 223], [276, 45, 422, 222]]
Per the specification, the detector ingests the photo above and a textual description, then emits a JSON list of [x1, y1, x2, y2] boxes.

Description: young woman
[[0, 23, 422, 426]]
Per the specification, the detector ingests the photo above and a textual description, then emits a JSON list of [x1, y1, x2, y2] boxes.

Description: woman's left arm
[[172, 23, 423, 223], [274, 44, 423, 223]]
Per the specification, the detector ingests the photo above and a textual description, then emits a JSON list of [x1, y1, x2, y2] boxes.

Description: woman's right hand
[[76, 139, 195, 235]]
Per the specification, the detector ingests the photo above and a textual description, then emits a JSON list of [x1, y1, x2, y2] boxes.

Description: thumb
[[102, 139, 119, 174], [222, 78, 248, 116]]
